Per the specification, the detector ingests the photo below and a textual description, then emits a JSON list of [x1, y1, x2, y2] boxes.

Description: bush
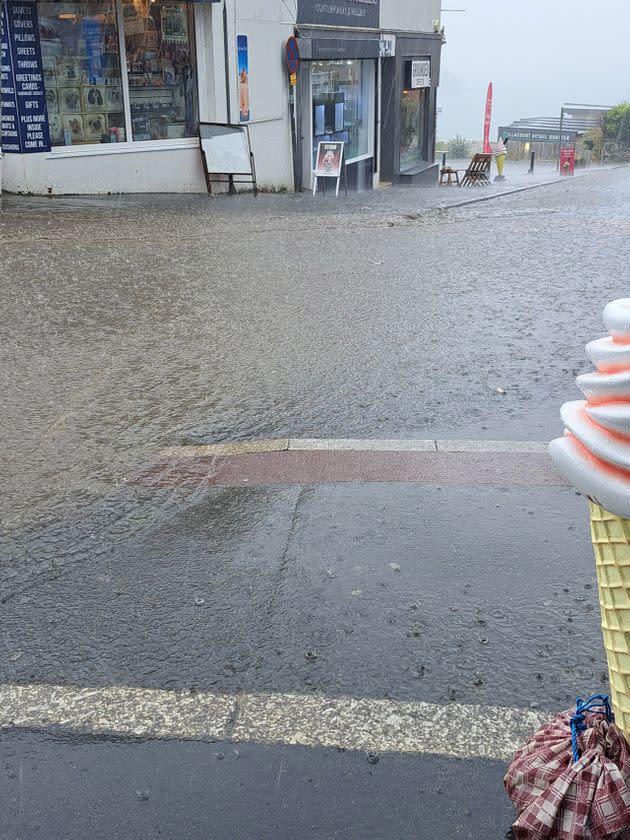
[[448, 134, 471, 158], [584, 127, 603, 161], [603, 103, 630, 140], [617, 108, 630, 148]]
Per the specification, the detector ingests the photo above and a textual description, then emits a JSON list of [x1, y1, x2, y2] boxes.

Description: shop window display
[[123, 0, 197, 141], [38, 0, 198, 147], [311, 59, 374, 164], [399, 87, 425, 171], [39, 1, 125, 145]]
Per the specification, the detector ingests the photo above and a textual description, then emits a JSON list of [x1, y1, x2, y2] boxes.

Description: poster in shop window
[[237, 34, 250, 123], [161, 5, 188, 45]]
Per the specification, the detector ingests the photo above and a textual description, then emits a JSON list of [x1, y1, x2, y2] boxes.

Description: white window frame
[[38, 0, 201, 153]]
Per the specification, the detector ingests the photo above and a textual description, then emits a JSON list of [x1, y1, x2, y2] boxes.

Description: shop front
[[1, 0, 443, 194], [379, 35, 441, 185], [295, 0, 442, 191], [295, 0, 379, 191], [304, 43, 378, 190], [1, 0, 218, 193]]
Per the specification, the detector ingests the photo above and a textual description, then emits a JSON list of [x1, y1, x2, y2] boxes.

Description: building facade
[[498, 107, 611, 163], [0, 0, 442, 194]]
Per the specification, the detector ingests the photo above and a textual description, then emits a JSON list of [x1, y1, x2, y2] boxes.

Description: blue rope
[[569, 694, 613, 764]]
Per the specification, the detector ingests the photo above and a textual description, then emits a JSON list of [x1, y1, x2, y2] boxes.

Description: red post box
[[560, 147, 575, 175]]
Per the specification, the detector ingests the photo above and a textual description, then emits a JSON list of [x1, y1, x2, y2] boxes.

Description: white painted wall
[[380, 0, 440, 33], [2, 2, 222, 195], [226, 0, 295, 190], [2, 141, 206, 194]]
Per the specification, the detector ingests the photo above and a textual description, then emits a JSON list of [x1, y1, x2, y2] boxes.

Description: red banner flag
[[483, 82, 493, 154]]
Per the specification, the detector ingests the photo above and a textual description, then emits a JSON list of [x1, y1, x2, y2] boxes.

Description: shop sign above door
[[297, 0, 379, 29], [411, 60, 431, 89], [311, 38, 380, 60]]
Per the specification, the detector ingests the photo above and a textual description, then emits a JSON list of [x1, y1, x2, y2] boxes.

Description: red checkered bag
[[504, 695, 630, 840]]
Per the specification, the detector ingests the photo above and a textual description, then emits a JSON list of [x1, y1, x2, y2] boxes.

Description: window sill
[[46, 137, 199, 159], [346, 152, 373, 164]]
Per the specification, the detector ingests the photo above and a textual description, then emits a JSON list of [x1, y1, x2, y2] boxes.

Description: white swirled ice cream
[[550, 299, 630, 517]]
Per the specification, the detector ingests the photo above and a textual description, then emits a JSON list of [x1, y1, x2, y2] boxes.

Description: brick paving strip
[[137, 438, 565, 489]]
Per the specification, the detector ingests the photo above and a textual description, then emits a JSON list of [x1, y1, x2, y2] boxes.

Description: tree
[[448, 134, 471, 158], [603, 103, 630, 141]]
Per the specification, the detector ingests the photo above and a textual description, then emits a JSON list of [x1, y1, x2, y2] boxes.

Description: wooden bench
[[459, 153, 492, 186]]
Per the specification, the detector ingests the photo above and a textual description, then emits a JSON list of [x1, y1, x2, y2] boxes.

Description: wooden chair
[[459, 153, 492, 186]]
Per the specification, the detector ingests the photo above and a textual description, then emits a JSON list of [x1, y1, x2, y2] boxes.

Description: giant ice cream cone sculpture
[[550, 299, 630, 742]]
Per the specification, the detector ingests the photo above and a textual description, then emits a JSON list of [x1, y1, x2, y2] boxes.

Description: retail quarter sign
[[285, 36, 300, 75]]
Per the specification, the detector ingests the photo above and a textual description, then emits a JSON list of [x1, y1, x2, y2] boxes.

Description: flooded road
[[2, 172, 630, 580], [1, 171, 629, 838]]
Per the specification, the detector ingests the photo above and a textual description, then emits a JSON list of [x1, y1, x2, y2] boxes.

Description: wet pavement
[[1, 734, 510, 840], [0, 166, 628, 838]]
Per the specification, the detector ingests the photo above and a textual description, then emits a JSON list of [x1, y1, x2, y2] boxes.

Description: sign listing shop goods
[[1, 0, 50, 154], [297, 0, 379, 29]]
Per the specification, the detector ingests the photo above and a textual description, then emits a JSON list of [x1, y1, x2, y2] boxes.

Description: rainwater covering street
[[2, 167, 630, 838]]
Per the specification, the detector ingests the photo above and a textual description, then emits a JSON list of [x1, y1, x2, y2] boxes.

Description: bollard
[[527, 150, 535, 174]]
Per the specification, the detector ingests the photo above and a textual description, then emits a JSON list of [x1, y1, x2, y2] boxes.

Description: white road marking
[[289, 438, 437, 452], [160, 439, 290, 458], [0, 683, 547, 762], [160, 438, 549, 458]]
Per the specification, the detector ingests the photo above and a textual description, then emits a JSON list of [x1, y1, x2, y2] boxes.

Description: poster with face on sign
[[314, 141, 343, 178], [313, 141, 345, 196]]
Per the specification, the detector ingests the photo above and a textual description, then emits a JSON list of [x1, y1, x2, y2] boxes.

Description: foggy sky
[[437, 0, 630, 140]]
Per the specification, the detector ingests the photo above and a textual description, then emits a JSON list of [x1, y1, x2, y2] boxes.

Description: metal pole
[[222, 2, 231, 124], [222, 1, 235, 193], [557, 106, 564, 171], [289, 81, 298, 192], [527, 150, 535, 174], [294, 70, 303, 192]]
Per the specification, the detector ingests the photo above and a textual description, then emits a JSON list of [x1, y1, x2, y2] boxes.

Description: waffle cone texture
[[589, 501, 630, 741]]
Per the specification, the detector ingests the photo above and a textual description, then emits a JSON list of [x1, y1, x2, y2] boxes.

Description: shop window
[[400, 87, 425, 171], [38, 0, 198, 147], [124, 0, 198, 141], [39, 1, 126, 145], [311, 59, 374, 164]]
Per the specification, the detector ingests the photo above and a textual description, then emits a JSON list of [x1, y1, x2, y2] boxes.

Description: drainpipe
[[223, 0, 231, 124]]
